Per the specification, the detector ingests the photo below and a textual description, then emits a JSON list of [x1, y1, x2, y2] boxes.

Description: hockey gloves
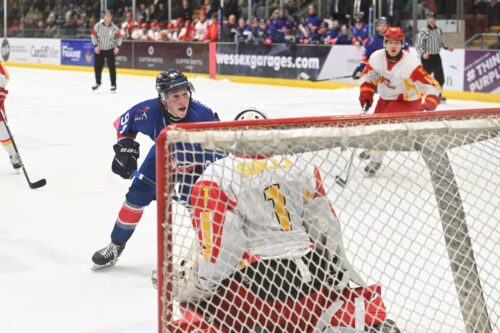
[[418, 95, 440, 111], [112, 138, 140, 179], [352, 63, 365, 80], [359, 82, 375, 109]]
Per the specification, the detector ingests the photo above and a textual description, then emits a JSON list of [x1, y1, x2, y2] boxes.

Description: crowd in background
[[1, 0, 499, 45]]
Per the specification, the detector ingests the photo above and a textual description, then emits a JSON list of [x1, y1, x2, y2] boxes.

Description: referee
[[91, 10, 122, 92], [415, 12, 454, 102]]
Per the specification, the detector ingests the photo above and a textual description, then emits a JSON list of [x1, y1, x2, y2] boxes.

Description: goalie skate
[[91, 241, 125, 271]]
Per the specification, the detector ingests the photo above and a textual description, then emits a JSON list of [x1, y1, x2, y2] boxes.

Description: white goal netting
[[157, 109, 500, 333]]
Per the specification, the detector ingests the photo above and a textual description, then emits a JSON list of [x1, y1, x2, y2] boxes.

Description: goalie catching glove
[[112, 138, 140, 179]]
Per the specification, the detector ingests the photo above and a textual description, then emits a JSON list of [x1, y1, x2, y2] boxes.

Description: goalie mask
[[234, 108, 268, 121]]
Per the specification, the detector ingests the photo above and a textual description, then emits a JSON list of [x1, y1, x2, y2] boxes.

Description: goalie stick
[[335, 104, 370, 187], [0, 109, 46, 189], [299, 72, 352, 82]]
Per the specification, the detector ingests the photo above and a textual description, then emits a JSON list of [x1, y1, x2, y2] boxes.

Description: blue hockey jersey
[[114, 97, 221, 203]]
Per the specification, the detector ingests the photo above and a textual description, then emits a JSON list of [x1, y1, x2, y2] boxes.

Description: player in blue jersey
[[91, 69, 221, 270]]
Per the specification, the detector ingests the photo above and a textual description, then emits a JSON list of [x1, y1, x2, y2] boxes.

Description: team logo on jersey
[[380, 76, 396, 89], [133, 106, 150, 121]]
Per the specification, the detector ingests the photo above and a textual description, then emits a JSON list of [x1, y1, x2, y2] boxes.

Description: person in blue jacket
[[352, 16, 388, 79], [91, 69, 221, 270]]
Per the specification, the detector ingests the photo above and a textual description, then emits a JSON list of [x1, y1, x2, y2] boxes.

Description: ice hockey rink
[[0, 66, 498, 333]]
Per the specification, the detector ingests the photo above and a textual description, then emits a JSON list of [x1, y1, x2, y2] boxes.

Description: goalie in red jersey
[[163, 109, 400, 333], [358, 27, 441, 176]]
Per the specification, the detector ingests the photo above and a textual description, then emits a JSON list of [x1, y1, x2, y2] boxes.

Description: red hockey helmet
[[384, 27, 404, 42]]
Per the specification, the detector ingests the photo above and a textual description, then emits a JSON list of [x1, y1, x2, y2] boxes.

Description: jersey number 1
[[264, 184, 292, 231]]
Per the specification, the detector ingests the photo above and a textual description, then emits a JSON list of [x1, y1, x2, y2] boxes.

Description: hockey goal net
[[156, 108, 500, 333]]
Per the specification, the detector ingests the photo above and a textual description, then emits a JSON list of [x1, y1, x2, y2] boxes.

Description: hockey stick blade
[[29, 178, 47, 189]]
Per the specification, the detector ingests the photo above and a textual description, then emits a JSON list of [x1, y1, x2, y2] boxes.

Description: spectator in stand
[[223, 0, 240, 20], [329, 0, 347, 23], [235, 17, 253, 43], [193, 11, 210, 42], [136, 3, 148, 23], [179, 19, 194, 41], [344, 0, 371, 23], [167, 19, 183, 41], [274, 9, 289, 29], [285, 0, 299, 17], [223, 14, 238, 41], [156, 3, 169, 25], [487, 0, 500, 26], [45, 15, 61, 38], [180, 0, 193, 21], [308, 22, 326, 44], [253, 19, 272, 45], [323, 20, 340, 44], [268, 20, 285, 43], [121, 11, 136, 39], [201, 0, 214, 17], [381, 0, 406, 26], [148, 21, 162, 41], [334, 24, 353, 44], [148, 3, 157, 22], [304, 4, 322, 30], [131, 22, 147, 40], [206, 13, 219, 42], [351, 17, 369, 46], [283, 22, 297, 44]]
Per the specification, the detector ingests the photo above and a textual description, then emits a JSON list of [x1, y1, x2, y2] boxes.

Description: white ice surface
[[0, 67, 497, 333]]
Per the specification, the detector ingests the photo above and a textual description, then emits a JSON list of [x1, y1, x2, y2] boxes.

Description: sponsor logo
[[216, 53, 320, 71], [61, 44, 82, 60], [31, 45, 59, 58]]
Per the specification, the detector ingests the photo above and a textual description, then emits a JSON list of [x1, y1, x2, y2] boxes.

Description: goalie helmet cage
[[156, 108, 500, 333]]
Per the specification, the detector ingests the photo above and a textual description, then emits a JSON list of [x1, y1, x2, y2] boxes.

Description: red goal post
[[156, 108, 500, 333]]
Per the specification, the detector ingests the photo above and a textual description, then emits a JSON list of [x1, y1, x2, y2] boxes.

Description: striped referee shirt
[[91, 21, 122, 51], [415, 25, 448, 56]]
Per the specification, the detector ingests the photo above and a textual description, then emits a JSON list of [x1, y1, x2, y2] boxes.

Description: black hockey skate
[[9, 153, 22, 169], [91, 83, 101, 91], [364, 162, 381, 177], [91, 241, 125, 271]]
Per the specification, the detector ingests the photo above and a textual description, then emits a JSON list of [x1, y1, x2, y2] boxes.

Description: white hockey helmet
[[234, 107, 268, 121]]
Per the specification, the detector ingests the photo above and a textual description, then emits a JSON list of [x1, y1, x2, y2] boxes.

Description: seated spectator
[[235, 17, 253, 43], [305, 4, 323, 30], [180, 0, 193, 21], [148, 21, 162, 41], [132, 22, 149, 40], [285, 0, 299, 17], [179, 19, 194, 41], [156, 3, 169, 25], [274, 9, 289, 29], [206, 13, 219, 42], [334, 24, 353, 44], [223, 0, 240, 20], [253, 19, 272, 45], [487, 0, 500, 26], [323, 20, 340, 44], [167, 19, 183, 41], [45, 16, 61, 38], [223, 14, 238, 41], [283, 22, 297, 44], [121, 11, 136, 39], [351, 17, 369, 46], [193, 11, 210, 41], [268, 20, 285, 43], [296, 24, 311, 44]]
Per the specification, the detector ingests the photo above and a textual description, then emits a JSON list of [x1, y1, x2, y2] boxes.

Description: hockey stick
[[299, 72, 352, 82], [335, 104, 370, 187], [0, 109, 46, 189]]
